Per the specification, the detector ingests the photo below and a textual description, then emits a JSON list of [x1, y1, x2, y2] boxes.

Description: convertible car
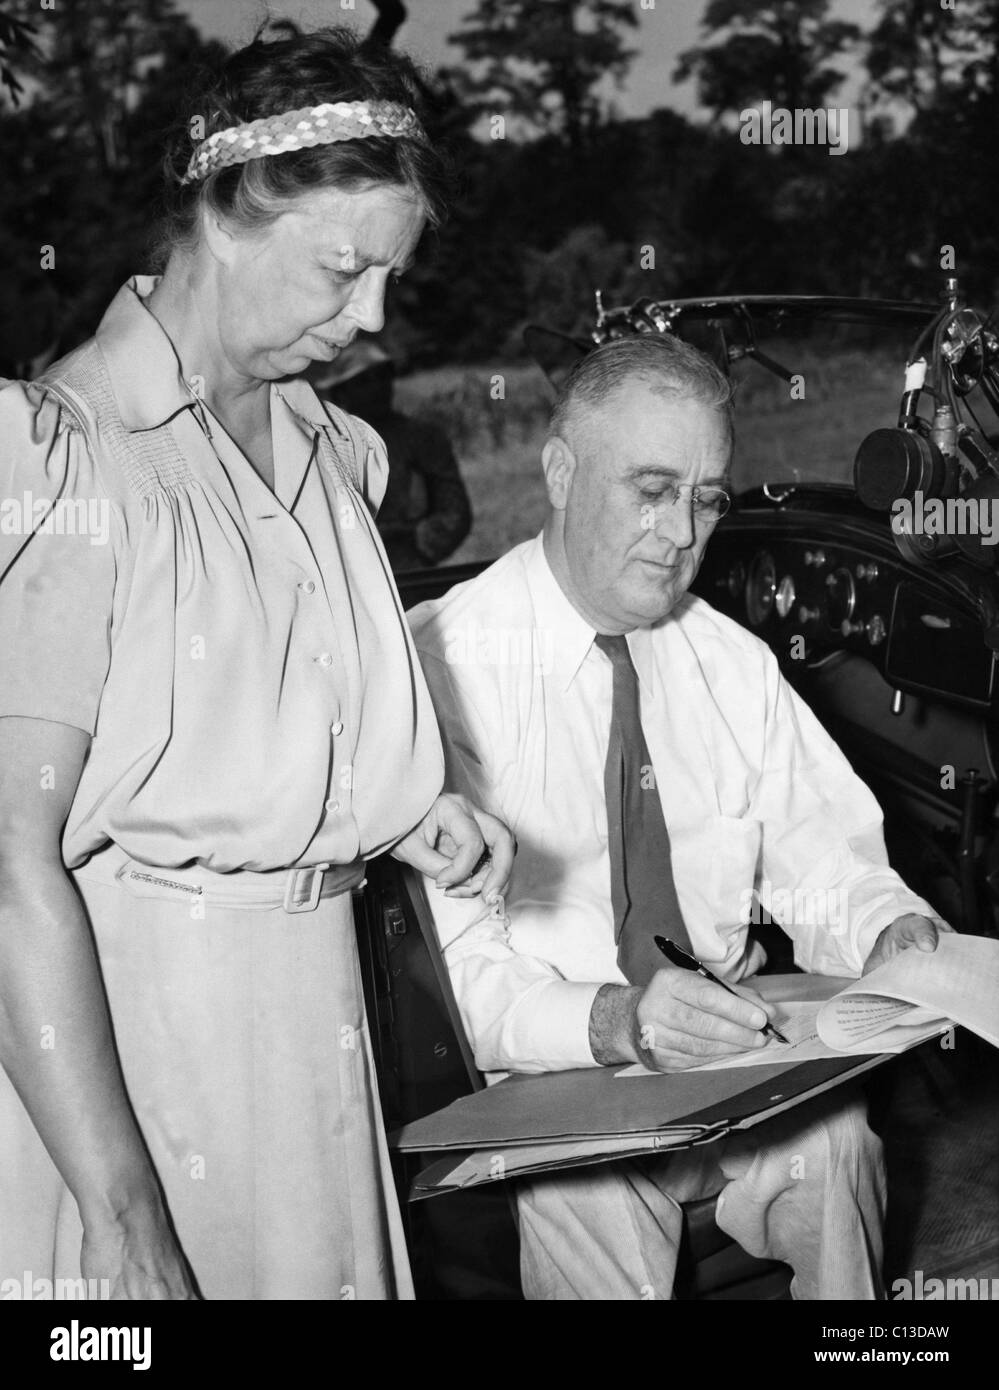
[[355, 279, 999, 1299]]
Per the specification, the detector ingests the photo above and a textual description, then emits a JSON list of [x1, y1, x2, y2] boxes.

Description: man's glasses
[[657, 482, 732, 520]]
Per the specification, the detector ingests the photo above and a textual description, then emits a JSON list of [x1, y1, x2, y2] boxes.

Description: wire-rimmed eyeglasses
[[654, 482, 732, 521]]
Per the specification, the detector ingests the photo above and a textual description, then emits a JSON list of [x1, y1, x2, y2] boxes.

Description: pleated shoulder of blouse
[[31, 338, 195, 502]]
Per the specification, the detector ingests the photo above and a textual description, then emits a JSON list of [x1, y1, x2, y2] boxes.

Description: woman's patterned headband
[[181, 100, 426, 185]]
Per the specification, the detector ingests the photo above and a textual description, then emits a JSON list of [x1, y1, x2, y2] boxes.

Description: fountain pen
[[654, 935, 790, 1045]]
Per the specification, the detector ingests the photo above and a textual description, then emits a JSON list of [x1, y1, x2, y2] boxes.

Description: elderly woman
[[0, 28, 510, 1300]]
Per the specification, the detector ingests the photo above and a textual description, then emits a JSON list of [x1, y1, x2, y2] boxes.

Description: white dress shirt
[[407, 534, 943, 1076]]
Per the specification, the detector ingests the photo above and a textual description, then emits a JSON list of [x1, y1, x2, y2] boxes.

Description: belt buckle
[[283, 862, 330, 914]]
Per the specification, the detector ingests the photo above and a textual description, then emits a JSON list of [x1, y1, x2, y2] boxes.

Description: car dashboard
[[689, 490, 999, 939], [701, 490, 999, 712]]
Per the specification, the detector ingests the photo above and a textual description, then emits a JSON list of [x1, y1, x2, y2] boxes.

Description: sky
[[178, 0, 874, 122]]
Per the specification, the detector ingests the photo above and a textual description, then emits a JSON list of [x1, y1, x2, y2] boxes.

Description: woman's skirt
[[0, 846, 413, 1300]]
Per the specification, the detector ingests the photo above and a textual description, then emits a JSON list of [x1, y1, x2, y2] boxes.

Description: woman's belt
[[72, 842, 366, 913]]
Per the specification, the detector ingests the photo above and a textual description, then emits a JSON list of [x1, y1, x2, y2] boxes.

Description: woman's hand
[[82, 1201, 200, 1300], [391, 793, 515, 900]]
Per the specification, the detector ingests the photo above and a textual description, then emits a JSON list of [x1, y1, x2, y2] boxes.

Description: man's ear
[[542, 436, 576, 510]]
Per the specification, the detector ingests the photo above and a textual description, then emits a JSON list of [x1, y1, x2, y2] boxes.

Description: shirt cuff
[[498, 978, 604, 1073], [804, 892, 946, 977], [852, 893, 944, 972]]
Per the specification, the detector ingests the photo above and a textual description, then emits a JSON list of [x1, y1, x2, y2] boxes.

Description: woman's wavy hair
[[153, 24, 450, 267]]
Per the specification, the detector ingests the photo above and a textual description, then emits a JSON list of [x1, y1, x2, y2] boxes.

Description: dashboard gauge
[[745, 551, 777, 627], [727, 561, 746, 599], [824, 566, 856, 628], [775, 575, 796, 619]]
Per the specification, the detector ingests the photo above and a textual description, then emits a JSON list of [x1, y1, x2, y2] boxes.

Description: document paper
[[618, 933, 997, 1076]]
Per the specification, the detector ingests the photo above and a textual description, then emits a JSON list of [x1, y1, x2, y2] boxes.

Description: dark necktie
[[595, 633, 693, 986]]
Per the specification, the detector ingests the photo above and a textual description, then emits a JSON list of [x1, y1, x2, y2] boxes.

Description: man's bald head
[[549, 335, 734, 455]]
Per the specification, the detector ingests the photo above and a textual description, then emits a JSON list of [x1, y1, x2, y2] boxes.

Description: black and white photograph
[[0, 0, 997, 1358]]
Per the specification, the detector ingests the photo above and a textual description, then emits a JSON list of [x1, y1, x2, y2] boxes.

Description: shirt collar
[[96, 274, 333, 444], [96, 276, 193, 432], [524, 534, 657, 695], [272, 375, 338, 444]]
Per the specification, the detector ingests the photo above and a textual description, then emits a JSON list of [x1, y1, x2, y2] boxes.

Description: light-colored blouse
[[0, 276, 444, 872]]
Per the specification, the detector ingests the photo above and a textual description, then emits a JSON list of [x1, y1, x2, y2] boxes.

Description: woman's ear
[[201, 206, 237, 266], [542, 436, 576, 511]]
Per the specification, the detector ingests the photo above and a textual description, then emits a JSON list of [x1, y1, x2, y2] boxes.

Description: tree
[[865, 0, 999, 118], [675, 0, 860, 119], [858, 1, 999, 297], [521, 224, 650, 339], [445, 0, 638, 150], [8, 0, 211, 175], [0, 0, 225, 368], [0, 1, 37, 105], [366, 0, 409, 49]]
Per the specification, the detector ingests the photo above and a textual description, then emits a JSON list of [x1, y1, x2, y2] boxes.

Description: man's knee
[[792, 1093, 883, 1184], [718, 1091, 882, 1191]]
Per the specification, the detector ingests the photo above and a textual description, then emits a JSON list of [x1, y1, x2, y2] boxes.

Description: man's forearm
[[588, 982, 643, 1065]]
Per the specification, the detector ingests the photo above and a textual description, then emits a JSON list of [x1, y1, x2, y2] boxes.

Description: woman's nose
[[344, 273, 386, 334]]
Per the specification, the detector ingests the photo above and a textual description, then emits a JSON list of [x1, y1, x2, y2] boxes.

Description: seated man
[[407, 334, 949, 1301]]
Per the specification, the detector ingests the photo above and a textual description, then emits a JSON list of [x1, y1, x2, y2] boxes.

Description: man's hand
[[862, 913, 952, 976], [391, 793, 515, 901], [589, 967, 777, 1072]]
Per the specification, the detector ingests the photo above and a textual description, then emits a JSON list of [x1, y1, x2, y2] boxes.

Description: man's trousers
[[516, 1090, 885, 1300]]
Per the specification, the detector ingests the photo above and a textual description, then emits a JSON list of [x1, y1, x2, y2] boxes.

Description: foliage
[[1, 1, 997, 374], [866, 0, 999, 117], [0, 0, 224, 373], [0, 1, 37, 105], [445, 0, 638, 148], [675, 0, 861, 117]]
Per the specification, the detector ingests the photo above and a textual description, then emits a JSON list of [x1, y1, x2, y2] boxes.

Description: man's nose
[[656, 495, 697, 549]]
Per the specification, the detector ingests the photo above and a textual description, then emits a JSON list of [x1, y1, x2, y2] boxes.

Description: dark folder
[[392, 1050, 891, 1198]]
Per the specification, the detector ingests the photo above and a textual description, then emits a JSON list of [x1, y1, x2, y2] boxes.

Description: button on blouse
[[0, 276, 444, 872]]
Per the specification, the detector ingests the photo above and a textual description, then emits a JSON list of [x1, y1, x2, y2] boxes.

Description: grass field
[[395, 362, 553, 562], [395, 346, 906, 565]]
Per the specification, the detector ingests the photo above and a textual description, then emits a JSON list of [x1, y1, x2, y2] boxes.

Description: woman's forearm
[[0, 853, 166, 1225]]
